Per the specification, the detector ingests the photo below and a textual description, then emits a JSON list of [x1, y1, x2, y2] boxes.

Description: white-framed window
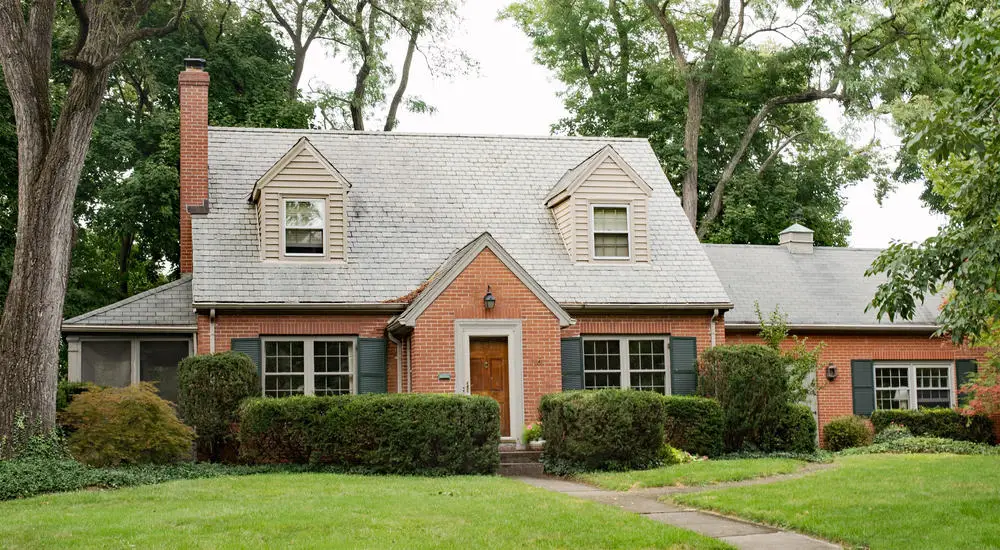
[[68, 336, 193, 402], [591, 204, 631, 260], [874, 361, 955, 410], [283, 197, 325, 256], [583, 336, 669, 394], [262, 336, 354, 397]]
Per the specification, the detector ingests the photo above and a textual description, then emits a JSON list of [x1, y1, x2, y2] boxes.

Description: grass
[[578, 458, 808, 491], [675, 454, 1000, 549], [0, 473, 731, 549]]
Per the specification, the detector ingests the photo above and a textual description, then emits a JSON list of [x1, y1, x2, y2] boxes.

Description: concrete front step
[[499, 462, 544, 477], [499, 450, 542, 464]]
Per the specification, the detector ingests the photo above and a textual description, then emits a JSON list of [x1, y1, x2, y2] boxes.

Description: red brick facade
[[409, 248, 562, 426], [178, 67, 210, 274], [562, 313, 722, 355], [726, 329, 988, 443]]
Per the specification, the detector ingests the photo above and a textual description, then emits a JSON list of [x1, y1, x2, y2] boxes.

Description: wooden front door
[[469, 337, 510, 436]]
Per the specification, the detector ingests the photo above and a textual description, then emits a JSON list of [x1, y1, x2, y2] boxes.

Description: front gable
[[251, 137, 350, 261]]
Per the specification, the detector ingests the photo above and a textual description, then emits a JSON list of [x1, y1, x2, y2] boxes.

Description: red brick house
[[62, 60, 983, 446]]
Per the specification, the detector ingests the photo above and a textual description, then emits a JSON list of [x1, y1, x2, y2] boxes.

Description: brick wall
[[726, 330, 988, 442], [410, 248, 562, 425], [178, 67, 210, 274]]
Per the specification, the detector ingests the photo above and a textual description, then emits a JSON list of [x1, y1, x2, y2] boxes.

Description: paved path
[[516, 472, 840, 550]]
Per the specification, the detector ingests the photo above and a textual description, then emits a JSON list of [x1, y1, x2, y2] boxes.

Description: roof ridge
[[703, 243, 886, 252], [207, 126, 650, 142], [64, 276, 192, 323]]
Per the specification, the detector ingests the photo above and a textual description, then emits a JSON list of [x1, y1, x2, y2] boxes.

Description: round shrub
[[699, 344, 794, 451], [873, 423, 912, 445], [62, 383, 194, 467], [822, 415, 873, 451], [540, 390, 666, 473], [662, 396, 724, 457], [178, 351, 260, 461]]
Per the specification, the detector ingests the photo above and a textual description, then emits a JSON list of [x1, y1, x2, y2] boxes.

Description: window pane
[[139, 341, 189, 402], [627, 339, 667, 394], [916, 367, 950, 408], [285, 228, 323, 255], [630, 372, 666, 393], [593, 207, 627, 231], [594, 234, 629, 257], [284, 199, 324, 228], [264, 340, 306, 398], [584, 340, 622, 389], [81, 341, 131, 387], [315, 341, 351, 373], [874, 366, 910, 410], [585, 372, 621, 390]]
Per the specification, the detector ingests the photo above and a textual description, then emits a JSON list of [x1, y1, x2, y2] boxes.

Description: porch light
[[826, 363, 838, 381], [484, 286, 496, 310]]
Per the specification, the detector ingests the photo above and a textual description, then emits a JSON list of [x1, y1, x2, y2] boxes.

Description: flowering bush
[[523, 423, 543, 443]]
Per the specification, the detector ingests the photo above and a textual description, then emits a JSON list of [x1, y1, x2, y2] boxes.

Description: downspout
[[709, 308, 719, 347], [388, 331, 403, 393], [406, 335, 413, 393], [209, 308, 216, 353]]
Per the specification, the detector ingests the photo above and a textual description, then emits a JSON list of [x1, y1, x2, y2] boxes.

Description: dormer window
[[592, 205, 630, 259], [283, 198, 325, 256]]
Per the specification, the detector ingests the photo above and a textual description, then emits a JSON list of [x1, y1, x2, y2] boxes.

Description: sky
[[301, 0, 946, 249]]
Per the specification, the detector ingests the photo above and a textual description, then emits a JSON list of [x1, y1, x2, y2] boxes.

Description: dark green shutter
[[357, 337, 387, 394], [231, 338, 262, 377], [561, 337, 584, 391], [669, 337, 698, 395], [851, 360, 875, 416], [956, 359, 978, 406]]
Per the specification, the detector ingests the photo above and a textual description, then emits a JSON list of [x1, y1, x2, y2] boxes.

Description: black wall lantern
[[484, 286, 496, 310], [825, 363, 838, 381]]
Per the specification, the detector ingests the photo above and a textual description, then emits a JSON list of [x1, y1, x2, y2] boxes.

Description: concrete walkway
[[516, 475, 840, 550]]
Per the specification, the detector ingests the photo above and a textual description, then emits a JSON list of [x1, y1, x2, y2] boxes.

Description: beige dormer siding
[[252, 138, 349, 261], [548, 148, 652, 262]]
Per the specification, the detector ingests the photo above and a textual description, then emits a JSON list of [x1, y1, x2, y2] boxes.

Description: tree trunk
[[0, 62, 112, 438], [118, 232, 134, 297], [289, 45, 306, 99], [681, 78, 707, 229], [384, 28, 418, 131]]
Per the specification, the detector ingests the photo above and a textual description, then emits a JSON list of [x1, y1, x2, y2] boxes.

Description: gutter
[[561, 302, 734, 314], [61, 324, 198, 334], [387, 331, 403, 393], [710, 308, 719, 346], [724, 322, 940, 333], [209, 308, 216, 353], [193, 302, 407, 314]]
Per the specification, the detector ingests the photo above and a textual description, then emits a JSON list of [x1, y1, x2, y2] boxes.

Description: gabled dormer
[[250, 137, 350, 261], [545, 145, 653, 262]]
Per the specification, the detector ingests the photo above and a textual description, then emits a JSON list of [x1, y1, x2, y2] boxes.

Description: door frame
[[454, 319, 524, 445]]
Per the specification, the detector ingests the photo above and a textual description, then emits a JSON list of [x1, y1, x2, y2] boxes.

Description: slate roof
[[62, 276, 196, 329], [192, 128, 731, 307], [704, 244, 942, 328]]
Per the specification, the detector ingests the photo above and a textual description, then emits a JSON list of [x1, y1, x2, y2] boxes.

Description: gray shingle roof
[[63, 276, 196, 328], [193, 128, 730, 306], [704, 244, 942, 327]]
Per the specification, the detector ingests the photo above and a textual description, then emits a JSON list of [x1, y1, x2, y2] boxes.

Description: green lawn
[[579, 458, 808, 491], [675, 454, 1000, 549], [0, 473, 730, 549]]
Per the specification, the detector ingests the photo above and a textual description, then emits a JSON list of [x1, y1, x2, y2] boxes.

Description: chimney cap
[[184, 58, 207, 70]]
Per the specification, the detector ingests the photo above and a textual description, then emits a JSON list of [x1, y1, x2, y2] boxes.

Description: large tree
[[0, 0, 186, 439], [505, 0, 923, 241]]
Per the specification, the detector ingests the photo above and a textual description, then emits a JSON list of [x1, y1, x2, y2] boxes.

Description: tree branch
[[757, 131, 805, 176], [384, 26, 418, 131], [122, 0, 187, 47]]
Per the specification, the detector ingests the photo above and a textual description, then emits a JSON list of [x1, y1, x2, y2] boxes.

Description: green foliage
[[523, 422, 543, 443], [872, 423, 913, 445], [178, 352, 260, 461], [840, 437, 1000, 457], [755, 303, 823, 403], [61, 384, 195, 467], [719, 450, 833, 463], [540, 390, 666, 474], [238, 394, 500, 475], [868, 1, 1000, 345], [662, 396, 724, 457], [56, 381, 95, 413], [0, 458, 290, 501], [0, 413, 70, 461], [822, 416, 874, 451], [871, 409, 994, 444], [764, 404, 818, 453]]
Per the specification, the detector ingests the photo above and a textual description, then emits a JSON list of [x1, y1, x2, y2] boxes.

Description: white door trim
[[454, 319, 524, 445]]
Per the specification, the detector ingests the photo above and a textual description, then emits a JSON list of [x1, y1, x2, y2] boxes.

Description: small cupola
[[779, 223, 814, 254]]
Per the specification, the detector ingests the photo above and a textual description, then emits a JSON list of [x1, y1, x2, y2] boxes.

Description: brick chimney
[[178, 58, 209, 274], [779, 223, 815, 254]]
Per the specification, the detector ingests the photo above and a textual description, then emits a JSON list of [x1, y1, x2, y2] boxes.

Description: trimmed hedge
[[823, 415, 873, 451], [178, 351, 260, 461], [540, 390, 666, 473], [871, 408, 994, 444], [840, 436, 1000, 457], [662, 396, 724, 457], [761, 404, 818, 453], [238, 394, 500, 475]]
